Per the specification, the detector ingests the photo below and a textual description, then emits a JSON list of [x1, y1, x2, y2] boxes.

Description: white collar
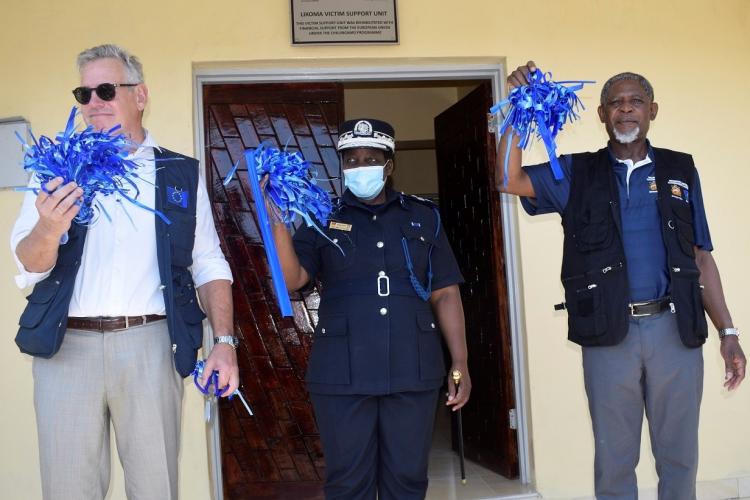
[[127, 130, 161, 161]]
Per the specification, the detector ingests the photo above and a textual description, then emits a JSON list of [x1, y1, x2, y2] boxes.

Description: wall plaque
[[291, 0, 398, 44]]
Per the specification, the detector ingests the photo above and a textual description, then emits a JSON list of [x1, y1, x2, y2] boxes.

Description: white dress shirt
[[10, 132, 233, 316]]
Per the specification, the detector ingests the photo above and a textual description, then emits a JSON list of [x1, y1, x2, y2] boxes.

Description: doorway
[[195, 60, 533, 500]]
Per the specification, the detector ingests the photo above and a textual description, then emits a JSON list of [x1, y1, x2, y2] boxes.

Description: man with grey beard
[[496, 61, 745, 500]]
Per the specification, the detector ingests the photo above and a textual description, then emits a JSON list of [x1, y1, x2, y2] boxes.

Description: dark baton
[[452, 369, 467, 485]]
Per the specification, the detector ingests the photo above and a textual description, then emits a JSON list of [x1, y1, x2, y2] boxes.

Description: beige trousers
[[32, 320, 183, 500]]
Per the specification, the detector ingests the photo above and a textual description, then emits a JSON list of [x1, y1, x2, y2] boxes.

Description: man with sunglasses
[[10, 44, 238, 500]]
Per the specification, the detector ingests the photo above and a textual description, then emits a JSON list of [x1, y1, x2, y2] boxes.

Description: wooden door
[[204, 83, 344, 499], [434, 81, 519, 478]]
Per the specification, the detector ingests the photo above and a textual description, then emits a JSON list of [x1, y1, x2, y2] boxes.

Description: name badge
[[329, 221, 352, 232]]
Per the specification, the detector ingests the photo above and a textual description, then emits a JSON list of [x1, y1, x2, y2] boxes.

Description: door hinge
[[509, 408, 518, 430], [487, 112, 498, 134]]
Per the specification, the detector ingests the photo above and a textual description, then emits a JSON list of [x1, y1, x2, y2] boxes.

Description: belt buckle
[[377, 274, 390, 297], [629, 302, 651, 317], [123, 315, 149, 330]]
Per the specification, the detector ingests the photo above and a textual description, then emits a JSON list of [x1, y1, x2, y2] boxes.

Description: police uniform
[[292, 119, 464, 499]]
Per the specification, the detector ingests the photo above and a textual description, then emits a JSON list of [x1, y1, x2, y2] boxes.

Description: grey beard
[[613, 126, 640, 144]]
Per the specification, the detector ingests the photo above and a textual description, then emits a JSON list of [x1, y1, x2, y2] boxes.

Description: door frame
[[193, 58, 534, 498]]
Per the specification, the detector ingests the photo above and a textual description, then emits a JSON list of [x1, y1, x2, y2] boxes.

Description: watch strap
[[214, 335, 239, 348], [718, 327, 740, 340]]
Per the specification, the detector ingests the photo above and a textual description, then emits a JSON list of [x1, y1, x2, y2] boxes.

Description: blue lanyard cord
[[400, 206, 441, 302]]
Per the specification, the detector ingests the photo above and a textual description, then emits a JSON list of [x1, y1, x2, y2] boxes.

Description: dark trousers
[[310, 389, 440, 500]]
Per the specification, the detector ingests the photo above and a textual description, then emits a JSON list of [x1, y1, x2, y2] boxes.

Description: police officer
[[269, 118, 471, 499]]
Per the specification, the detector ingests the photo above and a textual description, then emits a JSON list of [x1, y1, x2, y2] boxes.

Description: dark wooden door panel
[[434, 81, 518, 478], [204, 83, 344, 499]]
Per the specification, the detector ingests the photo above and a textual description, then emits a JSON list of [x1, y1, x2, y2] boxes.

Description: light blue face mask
[[343, 163, 388, 200]]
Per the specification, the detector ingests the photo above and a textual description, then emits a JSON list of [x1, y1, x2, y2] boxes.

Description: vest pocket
[[306, 314, 351, 385], [16, 278, 66, 357], [564, 278, 607, 338], [179, 299, 206, 349], [167, 213, 197, 267], [416, 310, 445, 381], [19, 279, 60, 328], [172, 270, 206, 348], [670, 268, 707, 347], [574, 207, 613, 253], [669, 201, 695, 257]]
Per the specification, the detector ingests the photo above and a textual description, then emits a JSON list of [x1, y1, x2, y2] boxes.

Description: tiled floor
[[425, 408, 537, 500], [424, 407, 750, 500]]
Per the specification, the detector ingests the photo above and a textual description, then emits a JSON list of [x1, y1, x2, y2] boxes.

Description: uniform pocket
[[416, 310, 445, 381], [401, 223, 439, 276], [306, 314, 351, 385], [316, 227, 356, 273]]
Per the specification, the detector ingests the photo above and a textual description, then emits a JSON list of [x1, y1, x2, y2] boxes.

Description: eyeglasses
[[72, 83, 138, 104]]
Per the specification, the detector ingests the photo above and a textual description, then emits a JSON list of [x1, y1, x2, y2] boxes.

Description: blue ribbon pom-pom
[[490, 69, 594, 182], [16, 106, 168, 225], [224, 142, 334, 231], [255, 143, 332, 226]]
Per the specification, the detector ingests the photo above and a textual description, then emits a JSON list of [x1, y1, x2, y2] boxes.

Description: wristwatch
[[214, 335, 240, 348], [718, 328, 740, 340]]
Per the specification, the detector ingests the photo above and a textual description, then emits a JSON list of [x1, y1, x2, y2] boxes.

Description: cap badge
[[354, 120, 373, 137]]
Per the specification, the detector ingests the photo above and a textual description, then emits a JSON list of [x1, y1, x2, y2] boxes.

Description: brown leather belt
[[67, 315, 166, 332], [628, 297, 673, 317]]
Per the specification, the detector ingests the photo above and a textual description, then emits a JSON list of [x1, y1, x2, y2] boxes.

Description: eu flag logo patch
[[167, 186, 188, 208]]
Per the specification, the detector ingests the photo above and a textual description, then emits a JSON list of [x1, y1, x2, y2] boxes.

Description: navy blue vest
[[15, 148, 205, 377], [561, 147, 708, 348]]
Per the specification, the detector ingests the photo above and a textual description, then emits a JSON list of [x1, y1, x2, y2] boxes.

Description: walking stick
[[451, 369, 467, 485]]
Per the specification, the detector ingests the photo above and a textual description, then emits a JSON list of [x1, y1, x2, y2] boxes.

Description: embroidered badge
[[167, 186, 189, 208], [329, 221, 352, 232], [647, 176, 657, 194], [667, 179, 689, 202]]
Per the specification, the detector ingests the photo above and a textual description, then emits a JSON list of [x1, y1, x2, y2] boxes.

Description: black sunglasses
[[72, 83, 138, 104]]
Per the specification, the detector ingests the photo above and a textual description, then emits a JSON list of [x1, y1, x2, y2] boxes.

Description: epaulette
[[330, 196, 345, 215], [399, 192, 438, 209]]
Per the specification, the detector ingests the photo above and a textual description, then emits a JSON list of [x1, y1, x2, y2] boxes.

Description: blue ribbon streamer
[[191, 360, 254, 418], [244, 148, 294, 317], [224, 143, 335, 234], [16, 106, 170, 225], [192, 359, 231, 397], [223, 143, 344, 316], [490, 69, 594, 182]]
